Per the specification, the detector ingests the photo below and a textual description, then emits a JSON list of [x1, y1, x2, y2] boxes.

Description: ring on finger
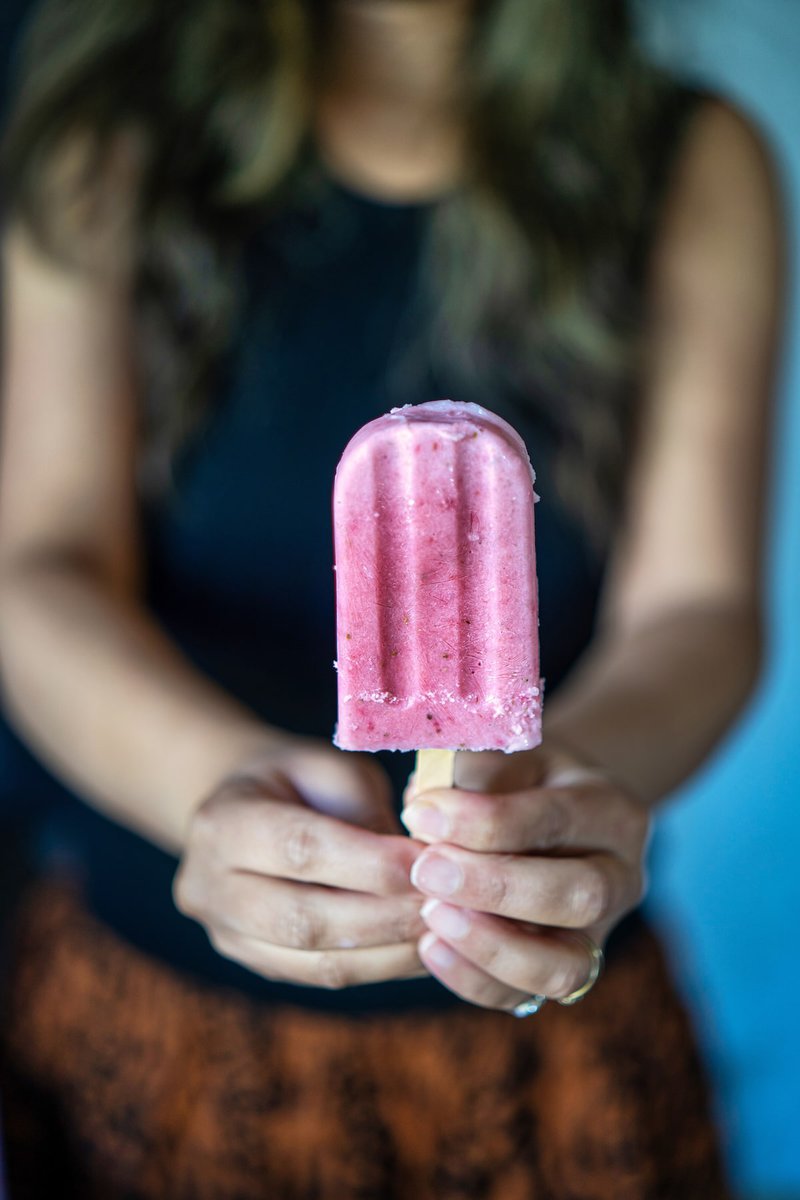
[[511, 993, 548, 1018], [511, 932, 604, 1017], [556, 932, 604, 1006]]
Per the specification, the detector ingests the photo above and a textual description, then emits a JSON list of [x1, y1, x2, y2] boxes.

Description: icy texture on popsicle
[[333, 400, 542, 753]]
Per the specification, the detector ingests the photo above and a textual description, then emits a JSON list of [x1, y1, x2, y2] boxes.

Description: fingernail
[[419, 931, 459, 969], [401, 803, 451, 840], [410, 853, 463, 897], [421, 899, 472, 939]]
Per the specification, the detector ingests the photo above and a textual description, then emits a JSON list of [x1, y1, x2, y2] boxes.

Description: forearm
[[0, 556, 282, 853], [543, 601, 762, 808]]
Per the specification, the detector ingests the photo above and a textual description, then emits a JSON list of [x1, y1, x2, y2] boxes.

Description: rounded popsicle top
[[335, 400, 537, 493]]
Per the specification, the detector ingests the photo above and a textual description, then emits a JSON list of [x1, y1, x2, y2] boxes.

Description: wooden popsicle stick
[[414, 748, 456, 794]]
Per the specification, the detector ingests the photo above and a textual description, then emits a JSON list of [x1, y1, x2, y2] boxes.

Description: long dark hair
[[1, 0, 685, 545]]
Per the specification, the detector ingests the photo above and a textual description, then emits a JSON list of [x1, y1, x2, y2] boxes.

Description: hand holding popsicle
[[333, 401, 645, 1011], [175, 739, 430, 989], [399, 746, 649, 1011]]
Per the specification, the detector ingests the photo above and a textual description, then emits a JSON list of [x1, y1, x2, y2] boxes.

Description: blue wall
[[641, 3, 800, 1196]]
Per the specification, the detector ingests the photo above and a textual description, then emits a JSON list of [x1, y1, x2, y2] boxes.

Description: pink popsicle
[[333, 400, 542, 755]]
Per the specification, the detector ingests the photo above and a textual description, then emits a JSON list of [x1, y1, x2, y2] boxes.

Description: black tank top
[[0, 85, 704, 1013]]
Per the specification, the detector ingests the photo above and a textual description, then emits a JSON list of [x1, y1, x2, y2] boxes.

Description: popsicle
[[333, 400, 542, 786]]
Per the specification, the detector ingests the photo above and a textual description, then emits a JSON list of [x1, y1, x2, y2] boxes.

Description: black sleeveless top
[[0, 86, 704, 1014]]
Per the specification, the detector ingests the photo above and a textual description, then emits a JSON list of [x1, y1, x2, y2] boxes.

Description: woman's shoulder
[[659, 84, 782, 221], [651, 86, 784, 298], [641, 82, 777, 228]]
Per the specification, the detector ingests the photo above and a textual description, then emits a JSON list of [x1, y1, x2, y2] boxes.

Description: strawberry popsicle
[[333, 401, 542, 767]]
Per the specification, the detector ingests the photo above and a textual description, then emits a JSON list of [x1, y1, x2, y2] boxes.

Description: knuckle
[[376, 848, 413, 895], [172, 867, 192, 915], [385, 906, 416, 944], [472, 973, 507, 1010], [315, 951, 352, 991], [571, 865, 610, 925], [531, 869, 563, 920], [172, 866, 205, 919], [207, 926, 239, 963], [280, 900, 325, 951], [462, 792, 500, 847], [481, 935, 506, 978], [282, 821, 319, 874], [536, 793, 571, 850], [484, 861, 511, 912], [189, 804, 219, 851], [406, 902, 430, 941]]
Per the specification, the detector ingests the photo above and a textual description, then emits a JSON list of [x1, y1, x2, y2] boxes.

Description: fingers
[[209, 929, 429, 990], [417, 934, 529, 1012], [189, 789, 419, 896], [179, 869, 427, 952], [177, 751, 426, 991], [409, 844, 643, 928], [402, 782, 649, 861], [419, 902, 598, 1004]]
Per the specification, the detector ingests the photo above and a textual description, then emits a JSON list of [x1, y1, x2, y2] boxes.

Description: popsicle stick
[[415, 749, 456, 793]]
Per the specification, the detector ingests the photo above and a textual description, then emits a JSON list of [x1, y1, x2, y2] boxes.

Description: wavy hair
[[1, 0, 685, 546]]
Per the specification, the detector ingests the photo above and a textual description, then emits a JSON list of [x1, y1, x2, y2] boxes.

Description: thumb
[[283, 746, 399, 834], [452, 746, 551, 794], [451, 742, 605, 794]]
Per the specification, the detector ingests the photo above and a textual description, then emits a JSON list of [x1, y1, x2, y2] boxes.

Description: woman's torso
[[0, 84, 703, 1013]]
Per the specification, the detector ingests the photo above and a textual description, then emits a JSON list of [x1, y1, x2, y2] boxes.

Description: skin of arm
[[404, 99, 786, 1010], [542, 98, 784, 808], [0, 0, 469, 863], [0, 176, 290, 853], [0, 186, 429, 990]]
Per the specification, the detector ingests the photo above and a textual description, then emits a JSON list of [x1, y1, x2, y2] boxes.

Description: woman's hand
[[174, 739, 429, 989], [401, 746, 651, 1012]]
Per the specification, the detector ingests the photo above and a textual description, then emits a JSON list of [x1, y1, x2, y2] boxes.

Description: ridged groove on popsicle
[[453, 430, 471, 701], [480, 428, 504, 707], [399, 421, 423, 705], [345, 439, 380, 708], [370, 426, 418, 705], [491, 436, 539, 729], [409, 421, 462, 740], [451, 420, 539, 734]]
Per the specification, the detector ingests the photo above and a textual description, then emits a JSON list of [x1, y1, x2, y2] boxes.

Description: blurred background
[[0, 2, 798, 1198], [640, 4, 800, 1199]]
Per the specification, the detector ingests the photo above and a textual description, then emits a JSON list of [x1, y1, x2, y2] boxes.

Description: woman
[[0, 0, 783, 1196]]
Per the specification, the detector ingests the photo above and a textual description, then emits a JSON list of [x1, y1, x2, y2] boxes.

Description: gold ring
[[556, 933, 605, 1006]]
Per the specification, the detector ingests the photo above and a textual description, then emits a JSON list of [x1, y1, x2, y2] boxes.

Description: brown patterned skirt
[[0, 880, 731, 1200]]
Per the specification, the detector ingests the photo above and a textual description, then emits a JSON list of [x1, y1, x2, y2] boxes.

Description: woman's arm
[[0, 157, 428, 988], [404, 99, 786, 1010], [544, 99, 785, 807], [0, 218, 282, 852]]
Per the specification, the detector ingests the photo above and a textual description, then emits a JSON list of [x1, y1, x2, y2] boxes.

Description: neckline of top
[[317, 156, 456, 214]]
